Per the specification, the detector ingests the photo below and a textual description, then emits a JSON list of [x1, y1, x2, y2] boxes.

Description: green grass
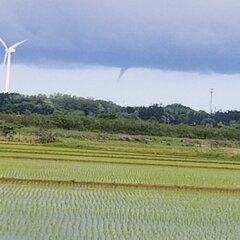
[[0, 141, 240, 189], [1, 139, 240, 239], [1, 183, 240, 239]]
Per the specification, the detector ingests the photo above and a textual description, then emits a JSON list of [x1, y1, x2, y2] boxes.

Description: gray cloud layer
[[1, 0, 240, 73]]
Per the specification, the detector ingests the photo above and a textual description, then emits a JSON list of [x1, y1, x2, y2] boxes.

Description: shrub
[[0, 121, 20, 137], [35, 128, 56, 144]]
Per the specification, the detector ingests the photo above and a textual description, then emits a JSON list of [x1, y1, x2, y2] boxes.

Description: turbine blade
[[0, 38, 8, 49], [2, 52, 7, 65], [118, 67, 128, 81], [9, 40, 27, 50]]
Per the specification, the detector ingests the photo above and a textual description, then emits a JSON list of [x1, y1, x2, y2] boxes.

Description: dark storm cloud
[[1, 0, 240, 73]]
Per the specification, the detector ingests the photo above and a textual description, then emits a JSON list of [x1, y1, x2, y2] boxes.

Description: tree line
[[0, 93, 239, 126]]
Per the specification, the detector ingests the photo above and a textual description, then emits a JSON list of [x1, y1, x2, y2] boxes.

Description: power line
[[210, 88, 213, 115]]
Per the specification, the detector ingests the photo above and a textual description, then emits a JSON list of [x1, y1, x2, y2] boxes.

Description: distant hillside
[[0, 93, 239, 126]]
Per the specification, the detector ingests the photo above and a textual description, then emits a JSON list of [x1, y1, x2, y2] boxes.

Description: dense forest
[[0, 93, 239, 126], [0, 93, 239, 141]]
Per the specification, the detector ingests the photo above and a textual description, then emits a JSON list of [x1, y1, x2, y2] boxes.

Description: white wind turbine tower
[[0, 38, 27, 93]]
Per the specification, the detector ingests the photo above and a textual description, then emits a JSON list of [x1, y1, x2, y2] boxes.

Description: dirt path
[[1, 177, 240, 193]]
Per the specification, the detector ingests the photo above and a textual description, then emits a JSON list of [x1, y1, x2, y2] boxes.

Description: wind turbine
[[0, 38, 27, 93]]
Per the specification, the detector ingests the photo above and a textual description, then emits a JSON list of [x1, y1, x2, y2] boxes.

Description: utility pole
[[210, 88, 213, 115]]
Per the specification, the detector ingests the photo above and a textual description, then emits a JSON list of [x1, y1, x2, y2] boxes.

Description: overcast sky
[[0, 0, 240, 111]]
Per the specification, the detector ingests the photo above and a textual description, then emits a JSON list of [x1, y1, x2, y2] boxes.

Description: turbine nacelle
[[6, 48, 16, 54]]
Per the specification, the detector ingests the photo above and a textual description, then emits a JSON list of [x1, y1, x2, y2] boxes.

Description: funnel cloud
[[0, 1, 239, 112], [0, 0, 240, 73], [118, 68, 128, 81]]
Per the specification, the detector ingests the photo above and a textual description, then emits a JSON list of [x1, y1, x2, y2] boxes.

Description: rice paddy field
[[1, 139, 240, 239]]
